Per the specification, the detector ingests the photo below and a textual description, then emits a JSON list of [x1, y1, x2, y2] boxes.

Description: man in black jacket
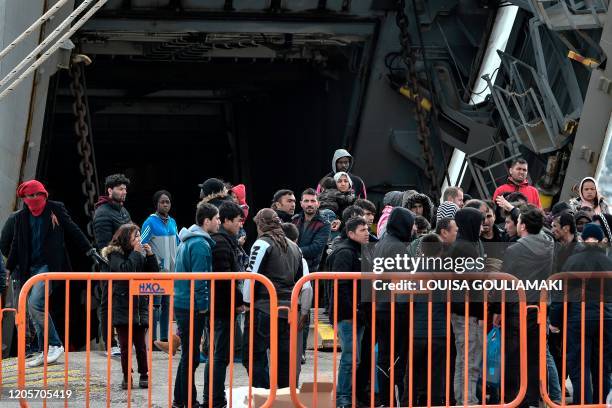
[[448, 207, 485, 405], [502, 204, 555, 407], [327, 217, 370, 408], [292, 188, 331, 363], [551, 223, 612, 404], [6, 180, 93, 367], [93, 173, 131, 356], [93, 174, 131, 250], [372, 207, 415, 406], [205, 201, 245, 408]]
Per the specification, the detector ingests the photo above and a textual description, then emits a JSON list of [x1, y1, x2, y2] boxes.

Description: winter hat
[[436, 201, 459, 222], [17, 180, 48, 198], [581, 223, 604, 242], [198, 178, 226, 198], [231, 184, 249, 219], [333, 172, 353, 187]]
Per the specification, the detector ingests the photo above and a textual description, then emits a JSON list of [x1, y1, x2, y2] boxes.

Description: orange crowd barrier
[[538, 271, 612, 408], [13, 272, 279, 408], [288, 272, 528, 408]]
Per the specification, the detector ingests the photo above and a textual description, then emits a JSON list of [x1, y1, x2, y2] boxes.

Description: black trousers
[[376, 313, 409, 406]]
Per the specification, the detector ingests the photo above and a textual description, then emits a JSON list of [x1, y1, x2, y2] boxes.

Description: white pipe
[[440, 5, 519, 199], [0, 0, 98, 90], [0, 0, 71, 61], [0, 0, 108, 100], [595, 113, 612, 182]]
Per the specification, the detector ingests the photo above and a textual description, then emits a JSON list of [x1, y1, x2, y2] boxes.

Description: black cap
[[551, 201, 573, 217], [198, 178, 225, 197]]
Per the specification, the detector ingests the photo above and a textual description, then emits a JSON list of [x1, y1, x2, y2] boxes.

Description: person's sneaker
[[111, 346, 121, 356], [139, 374, 148, 388], [47, 345, 64, 364], [26, 352, 44, 368], [121, 376, 133, 390]]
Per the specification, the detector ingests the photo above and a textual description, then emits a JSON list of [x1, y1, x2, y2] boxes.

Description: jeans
[[174, 308, 206, 406], [567, 319, 612, 404], [252, 309, 291, 389], [28, 265, 62, 349], [337, 320, 365, 407], [547, 345, 562, 402], [203, 317, 231, 407], [451, 314, 482, 405], [152, 295, 170, 341]]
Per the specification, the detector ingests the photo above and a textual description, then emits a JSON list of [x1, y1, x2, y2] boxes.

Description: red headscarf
[[17, 180, 48, 216]]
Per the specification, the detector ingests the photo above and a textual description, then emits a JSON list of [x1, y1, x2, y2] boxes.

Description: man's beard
[[112, 193, 125, 202]]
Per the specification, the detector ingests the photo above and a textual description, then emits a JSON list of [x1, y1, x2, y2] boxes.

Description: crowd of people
[[0, 149, 611, 408]]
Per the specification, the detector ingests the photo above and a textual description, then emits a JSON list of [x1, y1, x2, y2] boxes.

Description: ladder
[[0, 0, 109, 101]]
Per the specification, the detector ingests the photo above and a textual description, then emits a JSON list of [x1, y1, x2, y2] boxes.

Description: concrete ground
[[0, 348, 337, 408]]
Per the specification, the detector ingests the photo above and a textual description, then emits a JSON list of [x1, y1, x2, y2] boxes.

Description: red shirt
[[493, 178, 542, 208]]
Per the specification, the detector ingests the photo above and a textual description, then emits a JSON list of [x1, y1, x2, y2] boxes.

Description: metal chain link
[[69, 62, 98, 240], [395, 0, 439, 202]]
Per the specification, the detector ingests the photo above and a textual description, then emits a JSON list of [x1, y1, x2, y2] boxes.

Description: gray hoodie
[[322, 148, 367, 198], [503, 231, 555, 304]]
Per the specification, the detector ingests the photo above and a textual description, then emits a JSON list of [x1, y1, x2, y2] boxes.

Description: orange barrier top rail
[[14, 272, 279, 408], [288, 271, 529, 408], [538, 271, 612, 408]]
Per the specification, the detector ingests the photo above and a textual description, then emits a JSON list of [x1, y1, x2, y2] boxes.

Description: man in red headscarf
[[6, 180, 94, 367]]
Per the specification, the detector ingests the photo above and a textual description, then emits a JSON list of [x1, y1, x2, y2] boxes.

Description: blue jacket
[[174, 225, 215, 312], [292, 211, 331, 271]]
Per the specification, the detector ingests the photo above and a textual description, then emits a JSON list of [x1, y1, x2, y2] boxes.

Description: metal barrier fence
[[288, 272, 528, 408], [11, 272, 279, 408], [538, 271, 612, 408], [3, 271, 611, 407]]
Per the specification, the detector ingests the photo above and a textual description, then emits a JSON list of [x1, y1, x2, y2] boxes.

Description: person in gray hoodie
[[502, 204, 555, 408], [317, 148, 367, 199]]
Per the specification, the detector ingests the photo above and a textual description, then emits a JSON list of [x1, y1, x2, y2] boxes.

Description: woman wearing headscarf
[[243, 208, 304, 389], [569, 177, 610, 215]]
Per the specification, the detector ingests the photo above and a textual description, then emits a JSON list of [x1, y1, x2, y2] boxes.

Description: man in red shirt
[[493, 159, 542, 208]]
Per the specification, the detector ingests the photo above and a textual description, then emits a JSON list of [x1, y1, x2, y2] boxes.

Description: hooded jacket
[[101, 245, 159, 327], [493, 177, 542, 208], [377, 191, 408, 239], [373, 208, 415, 312], [568, 177, 610, 215], [292, 211, 331, 271], [174, 225, 216, 311], [6, 200, 92, 285], [318, 149, 367, 199], [93, 196, 131, 250], [402, 190, 434, 224], [448, 207, 485, 318]]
